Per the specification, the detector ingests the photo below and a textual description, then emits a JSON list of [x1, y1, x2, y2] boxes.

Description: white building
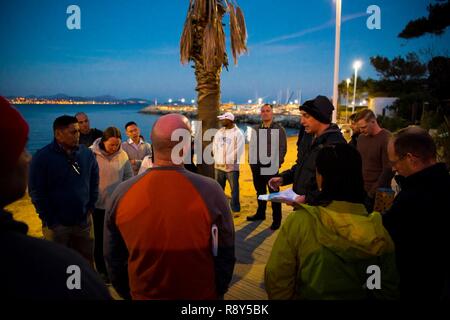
[[368, 97, 398, 117]]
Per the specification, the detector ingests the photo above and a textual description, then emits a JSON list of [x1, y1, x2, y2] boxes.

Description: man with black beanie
[[269, 95, 347, 206]]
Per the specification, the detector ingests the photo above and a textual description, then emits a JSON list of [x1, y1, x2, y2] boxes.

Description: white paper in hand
[[258, 188, 299, 203]]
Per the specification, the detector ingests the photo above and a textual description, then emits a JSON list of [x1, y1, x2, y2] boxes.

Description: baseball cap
[[217, 112, 235, 122]]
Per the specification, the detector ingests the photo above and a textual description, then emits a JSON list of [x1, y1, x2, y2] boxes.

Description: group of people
[[1, 93, 449, 300], [28, 114, 153, 283]]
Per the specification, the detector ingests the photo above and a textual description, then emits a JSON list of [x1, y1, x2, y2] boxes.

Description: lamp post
[[332, 0, 342, 123], [352, 60, 362, 113], [346, 78, 350, 122]]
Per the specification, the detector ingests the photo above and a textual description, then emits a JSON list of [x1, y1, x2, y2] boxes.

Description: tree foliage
[[399, 0, 450, 39], [370, 53, 427, 81]]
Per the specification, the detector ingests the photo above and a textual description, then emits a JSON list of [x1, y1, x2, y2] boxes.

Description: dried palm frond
[[236, 6, 247, 43], [193, 0, 207, 19], [202, 21, 217, 70], [180, 0, 194, 64], [229, 3, 247, 65], [180, 0, 247, 69]]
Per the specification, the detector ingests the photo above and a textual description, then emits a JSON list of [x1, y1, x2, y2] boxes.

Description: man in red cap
[[0, 96, 110, 299]]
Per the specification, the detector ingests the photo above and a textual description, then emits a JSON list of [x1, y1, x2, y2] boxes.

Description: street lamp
[[332, 0, 342, 123], [346, 78, 350, 122], [248, 99, 252, 104], [352, 60, 362, 113]]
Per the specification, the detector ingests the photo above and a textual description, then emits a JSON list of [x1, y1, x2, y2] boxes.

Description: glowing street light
[[168, 98, 173, 104], [272, 100, 277, 105], [332, 0, 342, 123], [248, 99, 252, 104], [258, 98, 263, 105], [180, 98, 186, 103], [191, 99, 195, 104], [294, 99, 299, 104], [352, 60, 362, 113]]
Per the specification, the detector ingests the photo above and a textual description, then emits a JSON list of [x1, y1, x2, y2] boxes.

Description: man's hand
[[286, 195, 306, 209], [268, 177, 283, 191]]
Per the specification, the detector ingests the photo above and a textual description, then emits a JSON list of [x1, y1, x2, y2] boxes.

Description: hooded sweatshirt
[[90, 138, 133, 209], [265, 201, 399, 300]]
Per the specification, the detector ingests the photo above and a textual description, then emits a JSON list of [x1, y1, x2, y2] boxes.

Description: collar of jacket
[[311, 124, 342, 146], [401, 163, 449, 190], [127, 138, 144, 145], [0, 209, 28, 234], [50, 139, 80, 155], [324, 201, 368, 217], [260, 122, 275, 129]]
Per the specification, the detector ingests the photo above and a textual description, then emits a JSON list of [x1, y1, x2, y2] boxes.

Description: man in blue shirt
[[29, 115, 99, 265]]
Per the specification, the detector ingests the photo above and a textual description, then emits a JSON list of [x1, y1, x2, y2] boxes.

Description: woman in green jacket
[[265, 144, 399, 300]]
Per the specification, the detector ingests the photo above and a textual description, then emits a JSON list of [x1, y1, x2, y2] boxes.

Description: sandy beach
[[7, 136, 300, 237]]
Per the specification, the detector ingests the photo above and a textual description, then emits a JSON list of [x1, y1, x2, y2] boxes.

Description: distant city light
[[294, 99, 299, 104], [191, 99, 195, 104], [248, 99, 252, 104], [272, 100, 277, 105], [181, 98, 186, 103], [258, 98, 263, 104], [168, 98, 173, 103]]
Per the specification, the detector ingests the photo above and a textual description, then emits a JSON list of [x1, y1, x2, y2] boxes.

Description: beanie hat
[[299, 95, 334, 124], [0, 96, 29, 169]]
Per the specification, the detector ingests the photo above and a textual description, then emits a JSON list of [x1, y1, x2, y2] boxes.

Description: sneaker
[[246, 213, 266, 221]]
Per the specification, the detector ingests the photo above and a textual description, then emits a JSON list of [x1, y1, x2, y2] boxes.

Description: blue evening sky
[[1, 0, 449, 102]]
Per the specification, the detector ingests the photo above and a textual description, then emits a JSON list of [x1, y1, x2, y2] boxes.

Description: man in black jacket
[[247, 104, 287, 230], [29, 115, 99, 264], [75, 112, 103, 147], [383, 126, 450, 300], [269, 95, 346, 205], [0, 96, 110, 299]]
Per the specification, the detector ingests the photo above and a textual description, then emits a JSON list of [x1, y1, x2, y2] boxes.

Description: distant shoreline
[[139, 105, 303, 129]]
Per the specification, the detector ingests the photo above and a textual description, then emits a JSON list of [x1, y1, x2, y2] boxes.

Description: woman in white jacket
[[90, 127, 133, 281]]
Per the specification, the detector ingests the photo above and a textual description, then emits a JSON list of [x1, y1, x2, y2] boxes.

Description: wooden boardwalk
[[225, 207, 291, 300]]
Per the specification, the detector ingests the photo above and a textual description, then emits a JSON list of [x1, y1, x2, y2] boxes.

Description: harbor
[[139, 103, 303, 129]]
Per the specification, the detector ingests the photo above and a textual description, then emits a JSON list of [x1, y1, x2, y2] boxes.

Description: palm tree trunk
[[195, 63, 221, 178], [191, 16, 222, 178]]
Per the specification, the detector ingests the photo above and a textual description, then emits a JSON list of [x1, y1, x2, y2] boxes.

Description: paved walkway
[[225, 207, 291, 300]]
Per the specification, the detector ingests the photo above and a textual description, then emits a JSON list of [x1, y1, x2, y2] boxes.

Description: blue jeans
[[215, 169, 240, 212]]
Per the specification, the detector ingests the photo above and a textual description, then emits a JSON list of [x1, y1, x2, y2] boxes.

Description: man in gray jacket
[[247, 104, 287, 230]]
